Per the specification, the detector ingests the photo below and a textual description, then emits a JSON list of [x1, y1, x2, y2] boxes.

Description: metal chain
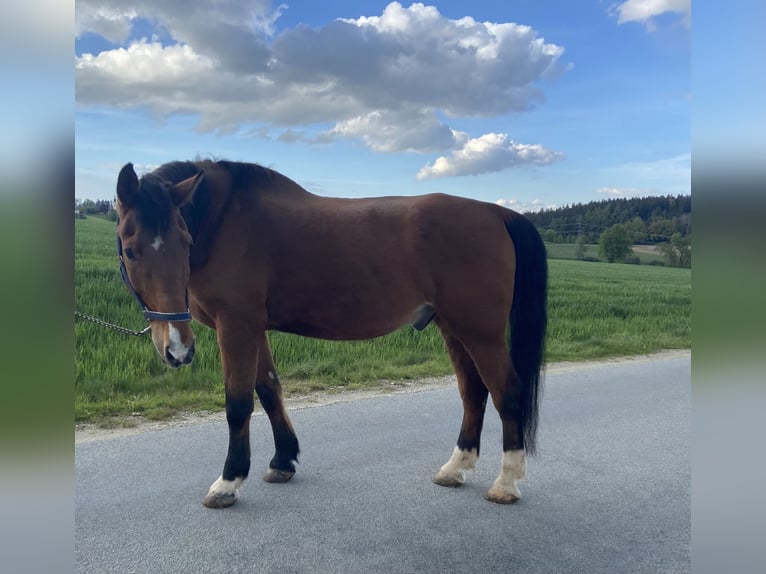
[[75, 311, 151, 337]]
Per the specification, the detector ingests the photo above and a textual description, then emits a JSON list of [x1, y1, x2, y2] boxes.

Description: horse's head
[[115, 163, 203, 367]]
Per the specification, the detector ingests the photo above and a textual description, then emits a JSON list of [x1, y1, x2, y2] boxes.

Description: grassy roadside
[[75, 217, 690, 425]]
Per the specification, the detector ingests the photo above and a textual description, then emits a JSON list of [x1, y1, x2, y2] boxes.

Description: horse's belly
[[267, 299, 430, 340]]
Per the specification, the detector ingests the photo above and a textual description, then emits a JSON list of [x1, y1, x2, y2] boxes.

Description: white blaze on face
[[167, 323, 190, 360], [151, 234, 164, 251]]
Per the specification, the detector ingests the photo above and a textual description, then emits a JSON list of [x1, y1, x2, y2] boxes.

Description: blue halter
[[116, 231, 193, 323]]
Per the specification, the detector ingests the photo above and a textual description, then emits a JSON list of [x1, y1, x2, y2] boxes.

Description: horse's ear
[[170, 172, 203, 207], [116, 163, 139, 206]]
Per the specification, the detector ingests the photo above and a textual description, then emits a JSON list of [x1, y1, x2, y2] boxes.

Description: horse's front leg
[[202, 322, 258, 509]]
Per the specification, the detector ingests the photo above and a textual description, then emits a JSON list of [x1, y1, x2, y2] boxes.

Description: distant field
[[75, 216, 690, 424], [544, 242, 666, 265]]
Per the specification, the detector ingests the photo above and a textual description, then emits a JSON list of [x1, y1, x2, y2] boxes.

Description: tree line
[[525, 195, 691, 268], [524, 195, 690, 245], [75, 199, 114, 218]]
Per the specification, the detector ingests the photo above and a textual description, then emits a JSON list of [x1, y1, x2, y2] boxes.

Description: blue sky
[[75, 0, 690, 211]]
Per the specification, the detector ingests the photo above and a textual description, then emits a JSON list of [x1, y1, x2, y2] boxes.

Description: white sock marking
[[491, 449, 526, 498], [437, 446, 478, 484], [207, 475, 243, 497]]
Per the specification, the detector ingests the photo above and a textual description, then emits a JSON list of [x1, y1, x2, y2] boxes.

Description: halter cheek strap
[[117, 232, 193, 323]]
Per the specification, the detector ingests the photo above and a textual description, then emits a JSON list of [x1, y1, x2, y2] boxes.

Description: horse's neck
[[270, 171, 315, 199], [184, 164, 314, 269], [182, 168, 232, 270]]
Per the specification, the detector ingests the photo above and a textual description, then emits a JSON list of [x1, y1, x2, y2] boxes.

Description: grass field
[[75, 216, 690, 424], [544, 242, 667, 265]]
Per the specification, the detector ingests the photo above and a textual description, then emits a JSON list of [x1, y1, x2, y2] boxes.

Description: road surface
[[76, 352, 690, 573]]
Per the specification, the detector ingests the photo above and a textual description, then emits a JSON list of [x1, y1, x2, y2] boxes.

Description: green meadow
[[75, 216, 690, 424]]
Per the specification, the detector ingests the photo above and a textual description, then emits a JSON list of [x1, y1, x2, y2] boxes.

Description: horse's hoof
[[202, 490, 238, 509], [484, 485, 520, 504], [263, 468, 295, 483], [202, 476, 242, 508], [432, 470, 465, 488], [432, 447, 476, 488]]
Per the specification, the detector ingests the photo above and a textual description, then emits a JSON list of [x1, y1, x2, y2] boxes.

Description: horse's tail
[[504, 211, 548, 455]]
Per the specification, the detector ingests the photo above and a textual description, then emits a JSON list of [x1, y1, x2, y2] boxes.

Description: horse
[[114, 159, 547, 509]]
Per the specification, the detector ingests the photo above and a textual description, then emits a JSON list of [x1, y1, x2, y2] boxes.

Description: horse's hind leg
[[433, 327, 489, 487], [460, 338, 527, 504], [254, 334, 300, 483]]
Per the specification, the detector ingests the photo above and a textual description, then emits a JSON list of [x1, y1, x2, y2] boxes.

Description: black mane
[[214, 160, 279, 192], [134, 159, 279, 269], [134, 161, 201, 235]]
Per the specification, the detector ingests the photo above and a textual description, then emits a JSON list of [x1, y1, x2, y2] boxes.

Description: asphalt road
[[76, 352, 690, 574]]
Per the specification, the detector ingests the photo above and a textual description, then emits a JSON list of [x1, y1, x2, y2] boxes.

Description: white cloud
[[75, 1, 568, 178], [77, 40, 214, 86], [595, 186, 651, 197], [495, 198, 555, 214], [416, 133, 563, 180], [75, 7, 138, 43], [330, 111, 465, 153], [612, 0, 691, 29], [76, 0, 281, 44], [133, 163, 161, 176]]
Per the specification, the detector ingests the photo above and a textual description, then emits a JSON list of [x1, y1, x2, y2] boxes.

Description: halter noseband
[[117, 232, 193, 323]]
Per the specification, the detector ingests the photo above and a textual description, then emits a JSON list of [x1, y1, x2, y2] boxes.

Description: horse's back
[[262, 191, 516, 286]]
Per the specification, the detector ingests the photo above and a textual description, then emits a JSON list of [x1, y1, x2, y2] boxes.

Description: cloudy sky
[[75, 0, 690, 210]]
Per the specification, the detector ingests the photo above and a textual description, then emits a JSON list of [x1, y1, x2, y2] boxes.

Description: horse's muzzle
[[164, 340, 195, 368]]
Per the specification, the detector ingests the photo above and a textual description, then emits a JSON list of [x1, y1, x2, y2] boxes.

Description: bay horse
[[114, 159, 547, 509]]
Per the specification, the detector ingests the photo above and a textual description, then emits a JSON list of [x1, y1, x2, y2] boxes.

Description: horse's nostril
[[184, 343, 196, 364], [165, 347, 181, 367]]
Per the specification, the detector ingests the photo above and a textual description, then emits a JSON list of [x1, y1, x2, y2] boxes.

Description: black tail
[[505, 212, 548, 455]]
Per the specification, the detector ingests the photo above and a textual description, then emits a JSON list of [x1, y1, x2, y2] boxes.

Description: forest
[[524, 195, 691, 245]]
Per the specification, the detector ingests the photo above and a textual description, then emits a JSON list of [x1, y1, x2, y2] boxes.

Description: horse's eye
[[124, 247, 136, 261]]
